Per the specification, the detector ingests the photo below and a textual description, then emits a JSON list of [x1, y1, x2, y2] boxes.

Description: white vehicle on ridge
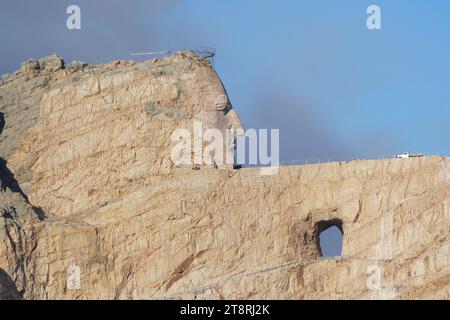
[[396, 152, 424, 159]]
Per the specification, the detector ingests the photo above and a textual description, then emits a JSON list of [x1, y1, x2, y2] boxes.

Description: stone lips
[[0, 52, 450, 299]]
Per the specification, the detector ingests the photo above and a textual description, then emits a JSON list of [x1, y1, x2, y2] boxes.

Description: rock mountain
[[0, 52, 449, 299]]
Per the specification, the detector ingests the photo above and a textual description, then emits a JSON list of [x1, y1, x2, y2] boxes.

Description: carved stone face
[[6, 53, 245, 218], [187, 66, 244, 166], [193, 66, 244, 135]]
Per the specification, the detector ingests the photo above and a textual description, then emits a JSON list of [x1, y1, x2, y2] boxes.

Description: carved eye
[[216, 102, 230, 111], [214, 94, 230, 112]]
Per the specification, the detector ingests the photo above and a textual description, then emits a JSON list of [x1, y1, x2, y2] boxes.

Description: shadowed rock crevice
[[0, 110, 46, 220], [0, 158, 26, 196], [0, 268, 21, 300], [0, 112, 5, 135], [0, 158, 46, 221]]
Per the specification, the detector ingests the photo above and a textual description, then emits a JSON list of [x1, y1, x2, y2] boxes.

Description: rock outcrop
[[0, 52, 449, 299]]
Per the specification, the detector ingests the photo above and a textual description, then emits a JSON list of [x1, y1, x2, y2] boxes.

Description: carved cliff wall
[[0, 53, 449, 299]]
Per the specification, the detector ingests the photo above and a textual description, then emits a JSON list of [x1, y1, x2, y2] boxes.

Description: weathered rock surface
[[0, 52, 449, 299]]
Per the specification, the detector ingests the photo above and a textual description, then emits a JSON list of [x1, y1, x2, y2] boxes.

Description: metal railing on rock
[[130, 47, 216, 64]]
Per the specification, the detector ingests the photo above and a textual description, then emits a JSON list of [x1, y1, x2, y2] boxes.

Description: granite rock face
[[0, 52, 449, 299]]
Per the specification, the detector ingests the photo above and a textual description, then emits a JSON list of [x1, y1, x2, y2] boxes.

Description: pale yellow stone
[[0, 52, 449, 300]]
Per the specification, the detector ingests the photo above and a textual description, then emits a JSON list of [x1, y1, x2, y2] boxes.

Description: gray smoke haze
[[0, 0, 184, 74], [0, 0, 398, 161], [244, 94, 353, 162], [242, 85, 401, 162]]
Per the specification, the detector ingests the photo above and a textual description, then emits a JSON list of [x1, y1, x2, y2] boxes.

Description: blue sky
[[1, 0, 450, 161]]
